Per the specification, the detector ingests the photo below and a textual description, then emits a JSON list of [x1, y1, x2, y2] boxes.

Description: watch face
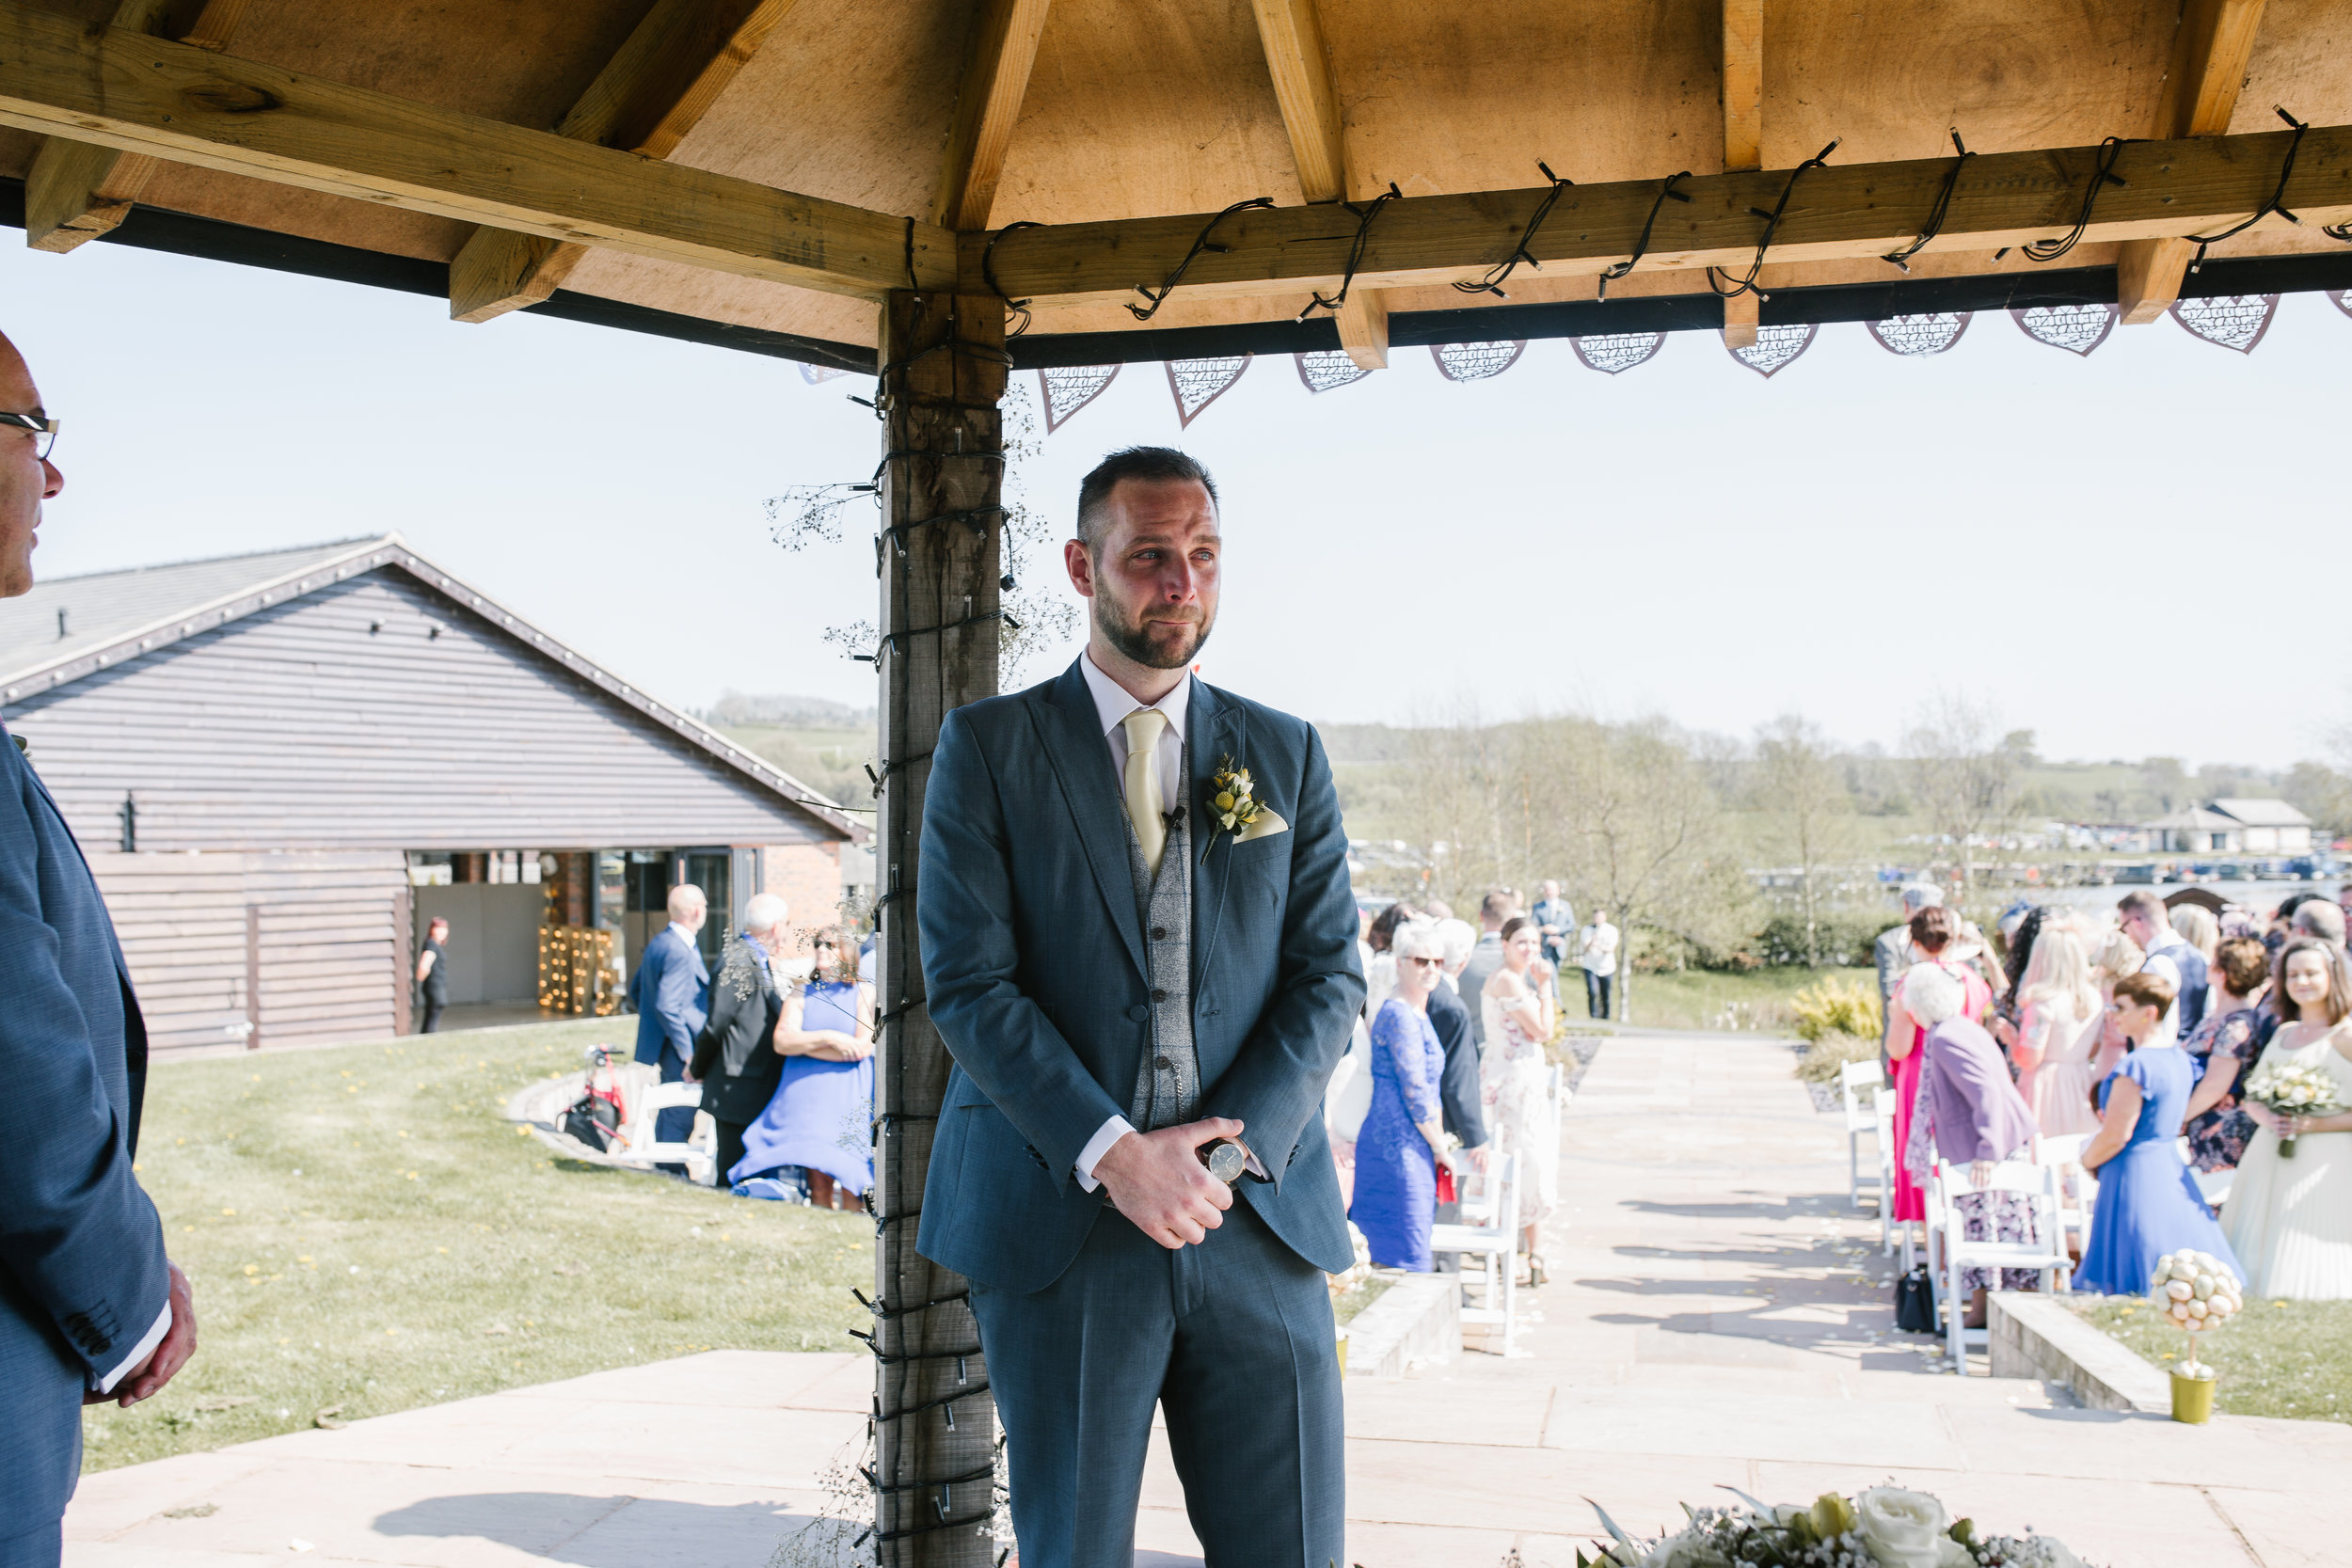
[[1204, 1140, 1247, 1185]]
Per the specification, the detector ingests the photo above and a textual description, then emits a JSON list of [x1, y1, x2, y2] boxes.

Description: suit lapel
[[1188, 680, 1243, 992], [1033, 661, 1149, 980]]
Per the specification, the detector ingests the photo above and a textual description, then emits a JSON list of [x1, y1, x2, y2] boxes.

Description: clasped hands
[[1093, 1117, 1246, 1250], [85, 1261, 196, 1407]]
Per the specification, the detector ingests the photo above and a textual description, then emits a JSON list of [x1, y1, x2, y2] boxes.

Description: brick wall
[[762, 841, 844, 954]]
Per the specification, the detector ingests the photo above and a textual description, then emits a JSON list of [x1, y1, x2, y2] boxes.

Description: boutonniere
[[1200, 754, 1263, 863]]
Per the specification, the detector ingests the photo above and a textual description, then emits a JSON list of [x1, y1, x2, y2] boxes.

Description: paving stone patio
[[67, 1031, 2352, 1566]]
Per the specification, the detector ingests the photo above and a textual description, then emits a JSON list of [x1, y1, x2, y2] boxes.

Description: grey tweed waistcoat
[[1120, 752, 1198, 1131]]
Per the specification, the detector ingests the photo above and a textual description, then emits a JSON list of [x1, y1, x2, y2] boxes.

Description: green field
[[2074, 1296, 2352, 1424], [1583, 965, 1879, 1035], [83, 1019, 872, 1473]]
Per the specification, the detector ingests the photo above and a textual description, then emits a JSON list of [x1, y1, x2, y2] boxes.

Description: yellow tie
[[1121, 708, 1169, 875]]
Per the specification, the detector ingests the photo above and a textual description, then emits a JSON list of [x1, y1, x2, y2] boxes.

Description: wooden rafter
[[450, 0, 803, 324], [2117, 0, 2269, 325], [1718, 0, 1762, 347], [0, 2, 951, 300], [23, 0, 249, 252], [977, 125, 2352, 309], [1249, 0, 1386, 369], [931, 0, 1050, 232]]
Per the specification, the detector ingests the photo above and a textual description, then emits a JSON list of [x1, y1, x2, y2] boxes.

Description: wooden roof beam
[[1249, 0, 1386, 369], [932, 0, 1050, 232], [1719, 0, 1763, 347], [0, 1, 952, 301], [23, 0, 247, 252], [974, 124, 2352, 309], [2117, 0, 2269, 325], [450, 0, 803, 324]]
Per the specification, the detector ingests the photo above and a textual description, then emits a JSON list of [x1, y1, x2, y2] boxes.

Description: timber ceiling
[[4, 0, 2351, 368]]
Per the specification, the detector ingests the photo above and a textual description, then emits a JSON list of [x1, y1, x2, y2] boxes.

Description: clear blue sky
[[6, 238, 2345, 769]]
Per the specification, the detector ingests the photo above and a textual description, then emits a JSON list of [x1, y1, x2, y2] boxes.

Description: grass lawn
[[83, 1018, 872, 1474], [1594, 966, 1877, 1035], [2074, 1296, 2352, 1424]]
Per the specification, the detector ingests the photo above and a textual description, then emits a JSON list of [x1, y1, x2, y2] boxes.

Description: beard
[[1095, 591, 1215, 670]]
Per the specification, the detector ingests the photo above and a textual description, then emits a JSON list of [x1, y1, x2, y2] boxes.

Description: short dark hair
[[2113, 971, 2177, 1013], [1909, 905, 1957, 954], [2117, 889, 2168, 925], [1499, 915, 1534, 943], [2215, 935, 2270, 997], [1074, 446, 1218, 553], [1480, 889, 1520, 923]]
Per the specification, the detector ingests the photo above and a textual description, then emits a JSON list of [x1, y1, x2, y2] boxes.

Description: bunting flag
[[798, 362, 851, 385], [1727, 323, 1817, 378], [1167, 356, 1251, 426], [2012, 303, 2117, 356], [2335, 290, 2352, 321], [1867, 312, 1972, 356], [2169, 293, 2280, 354], [1295, 349, 1374, 394], [1039, 365, 1121, 432], [1571, 332, 1664, 374], [1430, 341, 1528, 381]]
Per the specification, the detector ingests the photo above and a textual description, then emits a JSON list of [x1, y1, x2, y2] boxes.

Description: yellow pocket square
[[1235, 808, 1288, 843]]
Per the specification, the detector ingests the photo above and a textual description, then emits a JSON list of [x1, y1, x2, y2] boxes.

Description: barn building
[[0, 534, 862, 1056]]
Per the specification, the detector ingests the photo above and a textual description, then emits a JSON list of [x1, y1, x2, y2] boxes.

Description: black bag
[[562, 1093, 620, 1153], [1895, 1266, 1938, 1334]]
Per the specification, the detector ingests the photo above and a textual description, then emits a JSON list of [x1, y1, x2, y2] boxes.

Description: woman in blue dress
[[2075, 971, 2244, 1294], [731, 928, 875, 1208], [1348, 921, 1451, 1270]]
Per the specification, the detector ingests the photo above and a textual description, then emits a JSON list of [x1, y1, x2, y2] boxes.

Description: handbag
[[1894, 1265, 1938, 1334]]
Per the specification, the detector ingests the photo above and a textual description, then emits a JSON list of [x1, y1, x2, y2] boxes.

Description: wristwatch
[[1198, 1137, 1251, 1186]]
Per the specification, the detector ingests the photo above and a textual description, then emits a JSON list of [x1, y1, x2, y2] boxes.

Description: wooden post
[[871, 290, 1005, 1568]]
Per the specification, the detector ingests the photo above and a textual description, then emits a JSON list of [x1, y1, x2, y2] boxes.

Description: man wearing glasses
[[1, 330, 197, 1568]]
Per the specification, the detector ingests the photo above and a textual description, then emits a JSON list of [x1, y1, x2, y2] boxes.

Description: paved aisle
[[67, 1032, 2350, 1566]]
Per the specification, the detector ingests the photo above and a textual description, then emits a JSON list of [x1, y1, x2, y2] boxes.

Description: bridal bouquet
[[1578, 1485, 2092, 1567], [2240, 1059, 2343, 1157]]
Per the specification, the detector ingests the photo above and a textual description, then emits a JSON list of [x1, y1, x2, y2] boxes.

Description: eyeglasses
[[1, 412, 59, 462], [1400, 955, 1443, 968]]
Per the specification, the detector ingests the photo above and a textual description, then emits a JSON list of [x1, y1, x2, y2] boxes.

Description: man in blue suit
[[2, 330, 197, 1567], [629, 882, 709, 1160], [918, 447, 1364, 1567]]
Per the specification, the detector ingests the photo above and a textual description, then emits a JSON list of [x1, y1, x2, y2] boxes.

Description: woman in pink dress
[[2009, 926, 2102, 1136], [1882, 906, 1993, 1225]]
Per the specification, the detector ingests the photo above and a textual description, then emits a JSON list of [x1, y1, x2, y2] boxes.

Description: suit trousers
[[0, 1518, 60, 1568], [1583, 969, 1612, 1019], [655, 1044, 696, 1156], [969, 1196, 1343, 1568]]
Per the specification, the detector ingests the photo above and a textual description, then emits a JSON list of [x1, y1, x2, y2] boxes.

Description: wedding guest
[[2087, 926, 2145, 1088], [1904, 963, 2045, 1329], [2120, 890, 2209, 1038], [1460, 888, 1520, 1046], [630, 882, 709, 1168], [1532, 879, 1574, 969], [1429, 918, 1488, 1164], [692, 894, 788, 1184], [1482, 916, 1559, 1283], [2294, 897, 2347, 952], [1350, 921, 1450, 1270], [1576, 907, 1619, 1020], [1363, 901, 1419, 1014], [2220, 939, 2352, 1297], [1874, 884, 1941, 1006], [2008, 926, 2101, 1137], [2074, 973, 2242, 1295], [732, 927, 874, 1208], [1883, 907, 1991, 1232], [415, 915, 451, 1034], [2180, 936, 2271, 1178], [2171, 904, 2220, 973]]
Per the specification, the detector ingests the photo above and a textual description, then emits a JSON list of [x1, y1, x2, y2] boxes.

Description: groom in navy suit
[[1, 329, 197, 1568], [918, 447, 1364, 1567]]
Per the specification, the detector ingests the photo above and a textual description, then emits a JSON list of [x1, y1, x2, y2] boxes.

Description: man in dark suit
[[2, 329, 197, 1568], [690, 893, 788, 1184], [1425, 918, 1489, 1273], [629, 882, 708, 1162], [918, 447, 1364, 1567]]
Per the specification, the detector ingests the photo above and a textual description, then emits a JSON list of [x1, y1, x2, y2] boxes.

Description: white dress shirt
[[96, 1298, 173, 1396], [1072, 653, 1190, 1192]]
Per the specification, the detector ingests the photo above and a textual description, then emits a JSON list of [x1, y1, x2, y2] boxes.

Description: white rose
[[1855, 1487, 1950, 1568], [1936, 1536, 1977, 1567]]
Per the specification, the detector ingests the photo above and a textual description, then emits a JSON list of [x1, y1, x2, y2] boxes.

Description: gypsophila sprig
[[1575, 1485, 2096, 1568]]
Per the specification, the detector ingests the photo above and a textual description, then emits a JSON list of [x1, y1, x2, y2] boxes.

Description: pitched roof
[[2142, 807, 2240, 832], [2209, 799, 2313, 829], [0, 535, 863, 842]]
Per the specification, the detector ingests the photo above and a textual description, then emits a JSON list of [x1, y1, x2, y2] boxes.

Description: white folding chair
[[2034, 1133, 2091, 1287], [1878, 1090, 1901, 1258], [1841, 1059, 1888, 1210], [1932, 1159, 2067, 1372], [1432, 1152, 1519, 1354], [612, 1077, 717, 1186], [2193, 1167, 2232, 1211]]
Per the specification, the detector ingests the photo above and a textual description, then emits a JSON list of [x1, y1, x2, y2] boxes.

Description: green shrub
[[1793, 1030, 1880, 1085], [1788, 974, 1883, 1044], [1756, 910, 1889, 969]]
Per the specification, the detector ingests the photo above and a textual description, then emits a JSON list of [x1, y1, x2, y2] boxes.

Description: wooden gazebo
[[7, 0, 2352, 1559]]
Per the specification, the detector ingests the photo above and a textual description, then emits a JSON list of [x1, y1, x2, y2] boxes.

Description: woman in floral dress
[[2180, 936, 2271, 1177], [1481, 916, 1558, 1283], [1883, 907, 1992, 1230]]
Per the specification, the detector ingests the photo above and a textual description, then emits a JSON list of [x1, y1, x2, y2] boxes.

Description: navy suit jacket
[[0, 734, 169, 1530], [915, 661, 1366, 1291], [629, 925, 708, 1067], [1428, 976, 1487, 1148]]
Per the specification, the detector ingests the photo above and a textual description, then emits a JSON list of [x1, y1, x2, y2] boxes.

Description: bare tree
[[1901, 694, 2021, 894], [1752, 713, 1864, 967]]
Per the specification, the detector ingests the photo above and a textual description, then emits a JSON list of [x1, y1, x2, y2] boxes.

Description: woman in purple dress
[[1348, 921, 1451, 1271], [731, 928, 875, 1208]]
